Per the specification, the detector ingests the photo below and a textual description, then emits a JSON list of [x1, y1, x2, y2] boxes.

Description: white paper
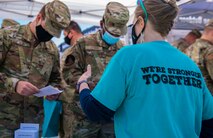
[[34, 85, 63, 97]]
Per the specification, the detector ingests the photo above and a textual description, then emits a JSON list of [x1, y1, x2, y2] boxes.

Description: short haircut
[[188, 29, 201, 38], [65, 20, 82, 34]]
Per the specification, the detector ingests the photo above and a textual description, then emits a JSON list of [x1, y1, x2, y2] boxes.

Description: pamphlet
[[34, 85, 63, 97]]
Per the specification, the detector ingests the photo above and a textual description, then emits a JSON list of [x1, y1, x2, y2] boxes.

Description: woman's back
[[107, 41, 213, 137]]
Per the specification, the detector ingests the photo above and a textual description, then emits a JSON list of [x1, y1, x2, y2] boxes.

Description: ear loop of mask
[[132, 0, 148, 44], [64, 31, 72, 45]]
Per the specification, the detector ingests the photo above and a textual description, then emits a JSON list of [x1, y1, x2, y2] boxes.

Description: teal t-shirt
[[91, 41, 213, 138]]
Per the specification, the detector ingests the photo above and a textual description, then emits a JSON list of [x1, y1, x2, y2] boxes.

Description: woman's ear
[[135, 16, 145, 36], [137, 16, 145, 29]]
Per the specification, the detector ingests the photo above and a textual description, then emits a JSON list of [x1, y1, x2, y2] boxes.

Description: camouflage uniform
[[187, 39, 213, 94], [172, 29, 201, 53], [1, 19, 19, 29], [60, 2, 129, 138], [0, 0, 70, 137], [172, 38, 189, 52], [173, 29, 201, 53]]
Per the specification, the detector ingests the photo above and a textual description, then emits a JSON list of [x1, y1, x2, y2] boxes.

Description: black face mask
[[131, 20, 146, 44], [64, 35, 71, 45], [36, 25, 53, 42]]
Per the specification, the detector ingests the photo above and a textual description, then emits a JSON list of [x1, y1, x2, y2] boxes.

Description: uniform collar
[[22, 23, 37, 43]]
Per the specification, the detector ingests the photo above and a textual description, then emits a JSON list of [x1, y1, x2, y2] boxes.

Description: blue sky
[[0, 19, 92, 46]]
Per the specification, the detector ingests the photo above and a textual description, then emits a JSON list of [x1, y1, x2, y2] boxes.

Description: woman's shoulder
[[120, 42, 157, 52]]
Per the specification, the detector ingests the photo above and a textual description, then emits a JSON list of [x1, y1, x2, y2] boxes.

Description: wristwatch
[[76, 80, 88, 91]]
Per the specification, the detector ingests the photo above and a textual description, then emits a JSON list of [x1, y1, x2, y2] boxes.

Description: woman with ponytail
[[77, 0, 213, 137]]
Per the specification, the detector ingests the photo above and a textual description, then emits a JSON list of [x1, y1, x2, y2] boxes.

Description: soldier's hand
[[16, 81, 39, 96], [46, 93, 60, 101]]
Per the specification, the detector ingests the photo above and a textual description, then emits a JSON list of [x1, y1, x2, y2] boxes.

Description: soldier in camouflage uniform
[[172, 29, 201, 53], [60, 2, 129, 138], [186, 19, 213, 95], [0, 0, 70, 137], [59, 20, 84, 137], [1, 19, 20, 29], [60, 21, 84, 69]]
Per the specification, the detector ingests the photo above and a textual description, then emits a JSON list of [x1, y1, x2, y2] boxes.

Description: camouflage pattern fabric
[[1, 19, 19, 29], [172, 38, 189, 53], [44, 0, 71, 38], [0, 24, 62, 136], [103, 2, 129, 36], [60, 30, 124, 138], [186, 39, 213, 94], [0, 0, 71, 136]]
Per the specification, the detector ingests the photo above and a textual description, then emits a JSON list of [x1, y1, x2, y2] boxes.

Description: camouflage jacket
[[172, 38, 189, 53], [187, 39, 213, 94], [60, 30, 124, 136], [62, 31, 123, 137], [61, 30, 123, 88], [0, 24, 61, 131]]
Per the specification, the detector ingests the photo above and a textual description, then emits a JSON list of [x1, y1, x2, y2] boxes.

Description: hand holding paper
[[34, 85, 63, 97], [16, 81, 39, 96]]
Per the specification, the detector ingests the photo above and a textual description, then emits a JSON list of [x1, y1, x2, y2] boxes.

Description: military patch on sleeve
[[65, 54, 75, 66]]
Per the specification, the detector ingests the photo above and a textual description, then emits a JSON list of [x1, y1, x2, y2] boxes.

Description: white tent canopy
[[0, 0, 136, 25], [0, 0, 191, 25]]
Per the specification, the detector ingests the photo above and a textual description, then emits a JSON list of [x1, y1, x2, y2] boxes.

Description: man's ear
[[67, 30, 74, 38], [70, 29, 75, 35], [36, 13, 42, 24]]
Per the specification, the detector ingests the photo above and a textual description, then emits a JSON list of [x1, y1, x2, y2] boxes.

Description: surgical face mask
[[102, 31, 119, 45], [36, 25, 53, 42], [64, 35, 71, 45]]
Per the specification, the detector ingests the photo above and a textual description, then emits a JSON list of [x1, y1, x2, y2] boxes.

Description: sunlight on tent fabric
[[33, 0, 136, 25], [0, 0, 191, 25], [35, 0, 135, 6]]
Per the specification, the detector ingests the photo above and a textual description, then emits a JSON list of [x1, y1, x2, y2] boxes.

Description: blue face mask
[[102, 31, 119, 45]]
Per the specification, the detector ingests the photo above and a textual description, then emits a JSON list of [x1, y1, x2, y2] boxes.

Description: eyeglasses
[[137, 0, 148, 23]]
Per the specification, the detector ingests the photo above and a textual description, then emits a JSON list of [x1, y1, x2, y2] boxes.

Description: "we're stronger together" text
[[141, 66, 202, 89]]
